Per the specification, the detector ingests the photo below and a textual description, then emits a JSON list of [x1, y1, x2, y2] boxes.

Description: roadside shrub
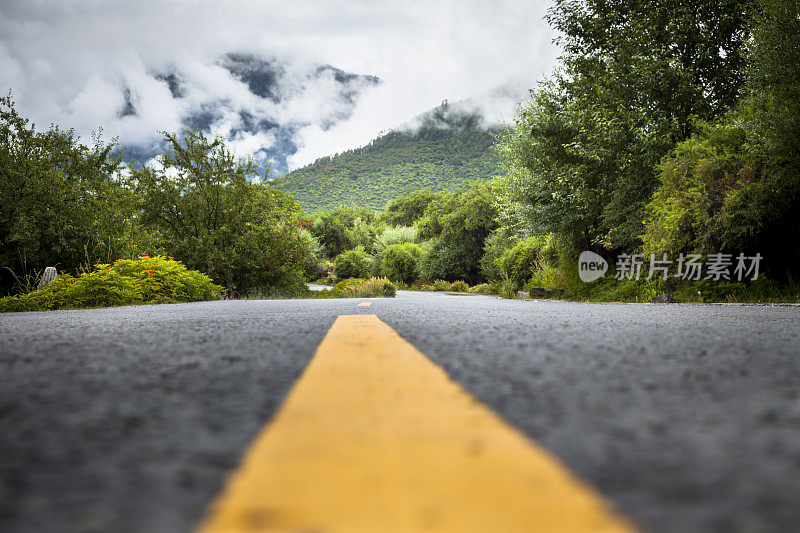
[[313, 206, 377, 257], [497, 278, 517, 299], [524, 264, 567, 291], [496, 236, 556, 290], [449, 280, 469, 292], [419, 279, 451, 292], [314, 260, 335, 282], [333, 248, 371, 280], [416, 182, 498, 284], [467, 283, 494, 295], [381, 242, 423, 283], [344, 277, 397, 298], [131, 131, 315, 294], [431, 279, 452, 291], [322, 277, 397, 298], [0, 256, 222, 312], [0, 94, 140, 296]]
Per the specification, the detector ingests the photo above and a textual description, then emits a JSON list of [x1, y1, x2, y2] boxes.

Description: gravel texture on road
[[1, 293, 799, 533]]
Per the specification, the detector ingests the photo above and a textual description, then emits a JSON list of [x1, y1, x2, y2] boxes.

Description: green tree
[[501, 0, 754, 252], [642, 0, 800, 273], [381, 242, 423, 284], [130, 129, 314, 293], [0, 94, 133, 294], [312, 206, 376, 257], [384, 189, 441, 226], [417, 181, 498, 284], [333, 247, 371, 279]]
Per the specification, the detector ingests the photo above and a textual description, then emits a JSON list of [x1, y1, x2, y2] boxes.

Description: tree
[[312, 206, 376, 257], [417, 181, 498, 283], [333, 248, 371, 279], [0, 93, 133, 294], [501, 0, 755, 252], [130, 129, 315, 293], [381, 243, 423, 283], [641, 0, 800, 274], [384, 189, 441, 226]]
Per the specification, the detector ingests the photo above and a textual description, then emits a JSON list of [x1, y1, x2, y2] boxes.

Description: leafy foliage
[[417, 181, 498, 284], [333, 247, 371, 280], [0, 256, 222, 312], [312, 206, 376, 257], [312, 277, 397, 298], [384, 189, 440, 226], [130, 129, 315, 294], [492, 236, 557, 290], [381, 242, 423, 284], [642, 0, 800, 274], [0, 94, 135, 295], [500, 0, 754, 252], [373, 226, 418, 253], [642, 121, 764, 254], [272, 115, 503, 212]]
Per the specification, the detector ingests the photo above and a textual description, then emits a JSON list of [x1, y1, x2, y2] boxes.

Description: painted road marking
[[356, 301, 372, 307], [198, 315, 637, 533]]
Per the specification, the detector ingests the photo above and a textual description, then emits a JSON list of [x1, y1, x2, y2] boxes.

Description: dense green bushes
[[321, 277, 397, 298], [0, 256, 222, 312], [333, 248, 371, 280], [312, 207, 377, 257], [0, 94, 136, 295], [416, 182, 498, 284], [642, 0, 800, 275], [130, 130, 317, 295], [498, 0, 755, 253], [381, 243, 423, 283], [0, 101, 322, 300]]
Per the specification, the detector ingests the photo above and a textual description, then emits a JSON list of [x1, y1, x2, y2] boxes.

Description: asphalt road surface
[[1, 291, 799, 532]]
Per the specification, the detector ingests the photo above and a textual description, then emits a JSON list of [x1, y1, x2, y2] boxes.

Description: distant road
[[1, 293, 799, 532]]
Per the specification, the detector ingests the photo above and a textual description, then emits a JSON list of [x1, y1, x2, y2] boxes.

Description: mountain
[[270, 102, 504, 212], [121, 53, 380, 173]]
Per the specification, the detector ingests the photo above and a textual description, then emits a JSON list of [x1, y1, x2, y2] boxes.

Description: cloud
[[0, 0, 558, 173]]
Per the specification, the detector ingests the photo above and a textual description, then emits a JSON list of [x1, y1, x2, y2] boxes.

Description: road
[[1, 291, 799, 532]]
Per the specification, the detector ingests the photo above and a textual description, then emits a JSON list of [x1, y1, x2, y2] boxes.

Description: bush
[[449, 280, 469, 292], [0, 256, 222, 312], [524, 264, 566, 291], [131, 130, 318, 295], [0, 94, 136, 295], [381, 242, 423, 283], [416, 181, 498, 284], [467, 283, 494, 295], [486, 235, 556, 290], [334, 248, 371, 280], [374, 226, 419, 253], [320, 277, 397, 298], [313, 206, 377, 257], [426, 279, 452, 291]]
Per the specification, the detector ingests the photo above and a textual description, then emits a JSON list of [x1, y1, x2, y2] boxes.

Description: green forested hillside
[[271, 123, 503, 212]]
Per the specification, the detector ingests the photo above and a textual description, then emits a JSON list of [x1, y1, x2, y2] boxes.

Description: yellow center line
[[356, 301, 372, 307], [197, 314, 637, 533]]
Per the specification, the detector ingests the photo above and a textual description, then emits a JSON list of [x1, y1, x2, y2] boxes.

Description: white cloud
[[0, 0, 558, 171]]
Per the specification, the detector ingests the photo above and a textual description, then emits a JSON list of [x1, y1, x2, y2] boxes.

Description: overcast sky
[[0, 0, 559, 171]]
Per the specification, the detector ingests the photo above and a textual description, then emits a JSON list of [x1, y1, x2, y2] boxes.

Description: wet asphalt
[[1, 292, 799, 533]]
